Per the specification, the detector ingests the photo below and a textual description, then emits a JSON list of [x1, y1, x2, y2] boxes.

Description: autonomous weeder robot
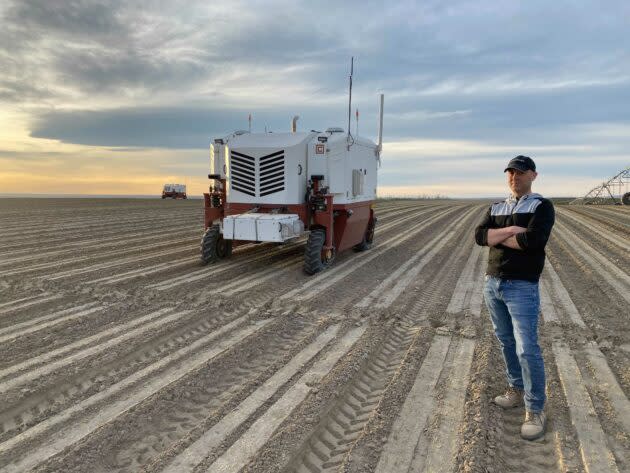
[[200, 94, 384, 275]]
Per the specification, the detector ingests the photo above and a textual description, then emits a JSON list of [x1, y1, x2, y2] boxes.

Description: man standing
[[474, 155, 555, 440]]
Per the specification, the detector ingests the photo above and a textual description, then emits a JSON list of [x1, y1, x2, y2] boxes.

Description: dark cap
[[504, 155, 536, 173]]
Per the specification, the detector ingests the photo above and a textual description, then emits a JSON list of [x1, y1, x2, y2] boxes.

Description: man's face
[[506, 168, 537, 196]]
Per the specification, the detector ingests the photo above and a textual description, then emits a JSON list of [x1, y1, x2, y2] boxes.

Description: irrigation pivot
[[570, 166, 630, 205]]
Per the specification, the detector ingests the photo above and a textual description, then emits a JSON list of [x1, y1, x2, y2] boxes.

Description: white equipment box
[[223, 213, 304, 242]]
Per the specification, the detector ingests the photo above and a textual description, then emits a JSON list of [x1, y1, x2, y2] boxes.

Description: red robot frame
[[203, 175, 375, 257]]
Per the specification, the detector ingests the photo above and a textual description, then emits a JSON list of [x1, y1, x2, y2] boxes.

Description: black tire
[[200, 225, 232, 265], [622, 192, 630, 205], [353, 217, 376, 252], [216, 233, 232, 259], [304, 228, 333, 275]]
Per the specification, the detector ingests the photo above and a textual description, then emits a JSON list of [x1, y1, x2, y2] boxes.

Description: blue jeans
[[483, 275, 545, 413]]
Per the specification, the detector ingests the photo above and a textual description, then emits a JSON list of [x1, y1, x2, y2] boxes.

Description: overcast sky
[[1, 0, 629, 197]]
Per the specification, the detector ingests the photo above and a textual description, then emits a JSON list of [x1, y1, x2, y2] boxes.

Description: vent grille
[[230, 151, 256, 196], [229, 149, 285, 197], [259, 150, 285, 196]]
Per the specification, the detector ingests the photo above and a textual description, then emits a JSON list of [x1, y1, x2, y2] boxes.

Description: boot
[[493, 386, 524, 409], [521, 410, 546, 440]]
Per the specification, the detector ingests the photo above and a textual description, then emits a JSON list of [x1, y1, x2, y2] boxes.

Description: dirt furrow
[[0, 317, 273, 472], [0, 221, 199, 256], [1, 199, 625, 473], [555, 210, 630, 263], [33, 315, 322, 473], [0, 213, 198, 244], [0, 226, 201, 266], [553, 220, 630, 305], [276, 208, 482, 473], [140, 204, 449, 295], [565, 206, 630, 233]]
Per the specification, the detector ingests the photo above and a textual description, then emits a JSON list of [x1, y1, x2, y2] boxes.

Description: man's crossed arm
[[486, 226, 527, 250]]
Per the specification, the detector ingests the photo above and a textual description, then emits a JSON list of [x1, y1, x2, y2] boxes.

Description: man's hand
[[487, 226, 527, 247], [501, 235, 524, 250]]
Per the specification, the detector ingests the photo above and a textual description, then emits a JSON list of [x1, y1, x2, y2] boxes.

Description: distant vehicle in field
[[162, 184, 187, 199]]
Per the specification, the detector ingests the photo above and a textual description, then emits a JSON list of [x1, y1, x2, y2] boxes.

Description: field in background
[[0, 198, 628, 473]]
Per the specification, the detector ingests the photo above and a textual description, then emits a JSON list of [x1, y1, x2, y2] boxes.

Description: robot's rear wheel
[[200, 225, 232, 265]]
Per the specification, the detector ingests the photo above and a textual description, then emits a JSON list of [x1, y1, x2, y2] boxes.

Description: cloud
[[1, 0, 630, 196]]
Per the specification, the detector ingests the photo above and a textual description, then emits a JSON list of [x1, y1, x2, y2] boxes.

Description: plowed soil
[[0, 198, 628, 473]]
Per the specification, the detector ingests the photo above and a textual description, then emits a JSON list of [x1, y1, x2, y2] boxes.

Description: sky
[[1, 0, 629, 198]]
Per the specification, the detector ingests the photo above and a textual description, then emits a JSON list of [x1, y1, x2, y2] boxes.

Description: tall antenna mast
[[347, 56, 353, 143]]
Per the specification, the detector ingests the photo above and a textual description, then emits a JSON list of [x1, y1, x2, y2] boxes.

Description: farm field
[[0, 198, 628, 473]]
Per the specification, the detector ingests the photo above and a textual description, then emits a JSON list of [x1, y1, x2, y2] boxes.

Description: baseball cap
[[504, 155, 536, 172]]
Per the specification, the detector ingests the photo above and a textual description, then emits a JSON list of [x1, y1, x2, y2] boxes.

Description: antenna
[[248, 113, 252, 133], [355, 108, 359, 136], [347, 56, 353, 145], [377, 93, 384, 157]]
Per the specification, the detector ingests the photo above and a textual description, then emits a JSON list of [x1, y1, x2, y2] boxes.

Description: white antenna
[[347, 56, 353, 144], [376, 93, 384, 158]]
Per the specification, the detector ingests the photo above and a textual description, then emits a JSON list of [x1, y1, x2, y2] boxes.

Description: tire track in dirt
[[12, 202, 442, 468], [355, 205, 480, 310], [0, 316, 273, 472], [0, 213, 198, 244], [3, 198, 440, 468], [553, 219, 630, 305], [557, 208, 630, 253], [145, 204, 449, 293], [540, 257, 628, 472], [0, 308, 254, 440], [0, 293, 64, 316], [193, 205, 451, 300], [47, 316, 322, 473], [370, 218, 489, 473], [0, 227, 200, 266], [0, 221, 199, 256], [4, 239, 198, 279], [5, 199, 624, 473], [565, 206, 630, 234], [0, 307, 187, 393], [0, 301, 106, 343], [188, 326, 366, 473], [281, 206, 462, 303], [280, 207, 483, 473]]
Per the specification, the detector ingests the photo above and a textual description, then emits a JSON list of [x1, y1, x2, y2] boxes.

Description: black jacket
[[475, 193, 555, 282]]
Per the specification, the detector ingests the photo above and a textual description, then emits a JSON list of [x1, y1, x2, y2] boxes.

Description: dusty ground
[[0, 198, 628, 473]]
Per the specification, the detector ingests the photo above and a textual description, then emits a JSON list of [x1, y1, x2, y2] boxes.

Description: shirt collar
[[507, 192, 536, 203]]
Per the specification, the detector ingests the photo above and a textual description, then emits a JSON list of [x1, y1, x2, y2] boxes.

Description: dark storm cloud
[[30, 106, 336, 148], [5, 0, 127, 40], [30, 80, 630, 150]]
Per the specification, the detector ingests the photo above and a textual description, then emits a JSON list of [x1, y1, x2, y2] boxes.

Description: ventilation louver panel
[[230, 151, 256, 196], [259, 150, 285, 197], [229, 149, 285, 197]]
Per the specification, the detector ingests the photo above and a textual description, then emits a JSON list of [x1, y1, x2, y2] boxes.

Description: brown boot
[[493, 386, 524, 409], [521, 410, 546, 440]]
